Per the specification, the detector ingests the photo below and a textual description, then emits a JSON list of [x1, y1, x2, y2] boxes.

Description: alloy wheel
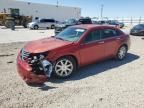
[[55, 59, 74, 77], [118, 46, 127, 60]]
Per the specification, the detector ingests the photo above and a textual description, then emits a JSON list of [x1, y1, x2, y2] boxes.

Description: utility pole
[[56, 0, 59, 7], [101, 4, 104, 19]]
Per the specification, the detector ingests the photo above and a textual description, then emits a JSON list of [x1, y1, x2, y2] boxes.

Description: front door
[[79, 29, 105, 65]]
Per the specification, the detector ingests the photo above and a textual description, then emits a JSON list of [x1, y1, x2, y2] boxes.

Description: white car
[[28, 19, 56, 30]]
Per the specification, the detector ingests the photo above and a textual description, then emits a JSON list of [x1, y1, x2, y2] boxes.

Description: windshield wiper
[[55, 37, 66, 41], [51, 36, 63, 40]]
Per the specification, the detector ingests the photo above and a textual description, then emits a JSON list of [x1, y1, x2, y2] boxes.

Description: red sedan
[[17, 25, 130, 84]]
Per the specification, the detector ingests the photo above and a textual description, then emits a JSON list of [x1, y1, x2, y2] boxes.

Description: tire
[[51, 25, 55, 29], [23, 23, 28, 28], [53, 56, 77, 78], [5, 20, 15, 28], [34, 25, 39, 30], [140, 31, 144, 36], [116, 45, 127, 60]]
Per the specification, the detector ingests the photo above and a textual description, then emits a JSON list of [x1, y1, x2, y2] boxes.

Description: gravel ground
[[0, 27, 144, 108]]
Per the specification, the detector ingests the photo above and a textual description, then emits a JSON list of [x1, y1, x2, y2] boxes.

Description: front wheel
[[23, 22, 28, 28], [51, 25, 55, 29], [53, 56, 76, 78], [116, 46, 127, 60], [5, 20, 15, 28], [34, 25, 39, 30]]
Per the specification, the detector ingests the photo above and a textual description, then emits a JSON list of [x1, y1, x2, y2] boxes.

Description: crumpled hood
[[24, 37, 73, 53]]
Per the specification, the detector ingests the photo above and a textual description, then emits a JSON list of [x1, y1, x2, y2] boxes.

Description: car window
[[140, 24, 144, 27], [79, 19, 92, 24], [40, 19, 45, 23], [56, 27, 86, 42], [45, 19, 55, 23], [101, 29, 121, 39], [84, 30, 101, 43]]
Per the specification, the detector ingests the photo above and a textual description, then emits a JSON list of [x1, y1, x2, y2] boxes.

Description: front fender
[[47, 50, 80, 66]]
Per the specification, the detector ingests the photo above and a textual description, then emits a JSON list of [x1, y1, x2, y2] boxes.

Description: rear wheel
[[140, 31, 144, 36], [116, 46, 127, 60], [51, 25, 55, 29], [54, 56, 77, 78]]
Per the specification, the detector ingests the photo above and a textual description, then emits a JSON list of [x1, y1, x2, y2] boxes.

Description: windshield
[[56, 27, 86, 42], [134, 24, 144, 29]]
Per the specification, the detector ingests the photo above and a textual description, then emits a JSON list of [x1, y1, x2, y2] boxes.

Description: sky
[[18, 0, 144, 19]]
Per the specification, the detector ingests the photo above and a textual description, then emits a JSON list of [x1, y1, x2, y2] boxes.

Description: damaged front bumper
[[17, 53, 53, 84]]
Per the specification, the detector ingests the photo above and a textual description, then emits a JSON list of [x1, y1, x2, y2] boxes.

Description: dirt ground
[[0, 28, 144, 108], [0, 26, 54, 43]]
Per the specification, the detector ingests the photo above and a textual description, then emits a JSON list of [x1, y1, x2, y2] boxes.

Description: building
[[0, 0, 81, 21]]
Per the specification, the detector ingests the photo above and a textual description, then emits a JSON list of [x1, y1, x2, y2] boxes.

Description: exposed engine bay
[[20, 48, 53, 77]]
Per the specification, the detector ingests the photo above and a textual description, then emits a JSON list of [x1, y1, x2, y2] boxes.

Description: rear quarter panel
[[115, 34, 130, 55]]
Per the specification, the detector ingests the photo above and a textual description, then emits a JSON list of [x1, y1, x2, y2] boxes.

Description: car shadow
[[27, 83, 58, 91], [49, 53, 139, 84]]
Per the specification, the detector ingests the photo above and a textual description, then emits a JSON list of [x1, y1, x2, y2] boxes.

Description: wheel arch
[[114, 43, 128, 57], [119, 43, 128, 50], [33, 24, 39, 29], [34, 24, 39, 27], [55, 54, 79, 69]]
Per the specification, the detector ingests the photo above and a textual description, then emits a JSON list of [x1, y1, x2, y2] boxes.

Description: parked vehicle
[[55, 19, 78, 34], [97, 20, 108, 25], [130, 24, 144, 36], [91, 18, 99, 24], [55, 18, 92, 34], [96, 20, 124, 28], [28, 18, 56, 30], [17, 25, 130, 84], [107, 20, 125, 28], [78, 18, 92, 24]]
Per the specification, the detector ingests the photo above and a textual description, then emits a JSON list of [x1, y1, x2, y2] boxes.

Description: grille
[[20, 48, 30, 61]]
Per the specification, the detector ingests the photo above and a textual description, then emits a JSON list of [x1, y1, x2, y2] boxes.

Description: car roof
[[72, 24, 117, 29]]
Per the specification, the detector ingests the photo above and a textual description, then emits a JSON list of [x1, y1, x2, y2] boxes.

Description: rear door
[[79, 29, 105, 65], [43, 19, 50, 28], [101, 28, 123, 57], [45, 19, 55, 28]]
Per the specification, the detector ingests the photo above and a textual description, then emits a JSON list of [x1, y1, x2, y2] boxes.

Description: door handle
[[98, 41, 104, 44]]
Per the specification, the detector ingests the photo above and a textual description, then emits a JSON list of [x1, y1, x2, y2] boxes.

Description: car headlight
[[27, 52, 48, 64]]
